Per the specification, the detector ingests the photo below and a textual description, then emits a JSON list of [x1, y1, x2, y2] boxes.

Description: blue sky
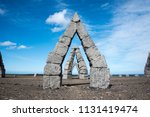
[[0, 0, 150, 74]]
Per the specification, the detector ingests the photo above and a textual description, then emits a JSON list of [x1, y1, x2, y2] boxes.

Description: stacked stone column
[[63, 48, 76, 79], [0, 52, 5, 78], [75, 48, 88, 79], [144, 53, 150, 77]]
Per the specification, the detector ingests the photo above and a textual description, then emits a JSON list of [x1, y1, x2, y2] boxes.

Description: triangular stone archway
[[43, 13, 110, 89], [63, 47, 88, 79]]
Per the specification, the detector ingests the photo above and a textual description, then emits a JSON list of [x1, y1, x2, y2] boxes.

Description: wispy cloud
[[101, 3, 109, 8], [45, 9, 70, 32], [17, 45, 29, 49], [93, 0, 150, 74], [55, 0, 68, 9], [0, 8, 6, 15], [0, 41, 30, 50], [0, 41, 16, 46]]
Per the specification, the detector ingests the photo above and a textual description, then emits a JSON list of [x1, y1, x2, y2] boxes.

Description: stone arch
[[43, 13, 110, 89], [63, 47, 88, 79]]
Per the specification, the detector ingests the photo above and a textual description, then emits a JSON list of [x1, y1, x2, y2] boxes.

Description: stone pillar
[[75, 48, 88, 79], [144, 53, 150, 77], [0, 52, 5, 78]]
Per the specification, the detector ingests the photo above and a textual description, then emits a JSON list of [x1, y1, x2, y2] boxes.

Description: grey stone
[[44, 63, 61, 75], [43, 76, 60, 89], [72, 12, 80, 22], [64, 22, 76, 38], [85, 46, 100, 61], [82, 36, 95, 48], [63, 47, 88, 79], [90, 67, 110, 88], [59, 36, 71, 46], [77, 22, 88, 39], [47, 52, 63, 64], [0, 52, 5, 78], [90, 55, 107, 67], [54, 42, 68, 57], [144, 53, 150, 77]]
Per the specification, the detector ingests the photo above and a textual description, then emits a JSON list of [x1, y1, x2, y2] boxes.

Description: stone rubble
[[0, 51, 5, 78], [43, 12, 110, 89]]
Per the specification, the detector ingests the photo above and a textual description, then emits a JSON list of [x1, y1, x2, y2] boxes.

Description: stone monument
[[63, 47, 88, 79], [43, 13, 110, 89], [144, 53, 150, 77], [0, 52, 5, 78]]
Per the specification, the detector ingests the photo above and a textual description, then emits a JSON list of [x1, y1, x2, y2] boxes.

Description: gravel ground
[[0, 77, 150, 100]]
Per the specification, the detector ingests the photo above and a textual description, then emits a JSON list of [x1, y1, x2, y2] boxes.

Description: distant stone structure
[[144, 53, 150, 77], [0, 52, 5, 78], [63, 47, 88, 79], [43, 13, 110, 89]]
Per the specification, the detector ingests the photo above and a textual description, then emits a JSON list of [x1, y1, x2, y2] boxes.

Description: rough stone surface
[[144, 53, 150, 77], [77, 22, 88, 39], [72, 12, 80, 22], [47, 52, 63, 64], [82, 36, 95, 48], [90, 67, 110, 88], [43, 12, 110, 89], [0, 52, 5, 78], [44, 63, 61, 75], [64, 22, 76, 38], [43, 76, 60, 89], [63, 47, 88, 79], [59, 36, 72, 46], [54, 42, 68, 57]]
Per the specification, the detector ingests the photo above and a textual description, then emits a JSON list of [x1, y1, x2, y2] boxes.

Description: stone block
[[79, 74, 88, 79], [78, 61, 86, 68], [72, 13, 80, 22], [64, 22, 76, 38], [43, 75, 60, 89], [82, 36, 95, 48], [90, 67, 110, 89], [77, 22, 88, 39], [90, 55, 107, 67], [59, 36, 71, 46], [79, 69, 88, 74], [47, 52, 63, 64], [44, 63, 61, 75], [54, 42, 68, 57], [85, 46, 100, 61]]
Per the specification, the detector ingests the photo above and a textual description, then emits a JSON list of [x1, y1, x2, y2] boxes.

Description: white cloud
[[45, 9, 70, 32], [95, 0, 150, 74], [0, 41, 16, 46], [0, 8, 6, 15], [17, 45, 28, 49], [0, 41, 30, 50]]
